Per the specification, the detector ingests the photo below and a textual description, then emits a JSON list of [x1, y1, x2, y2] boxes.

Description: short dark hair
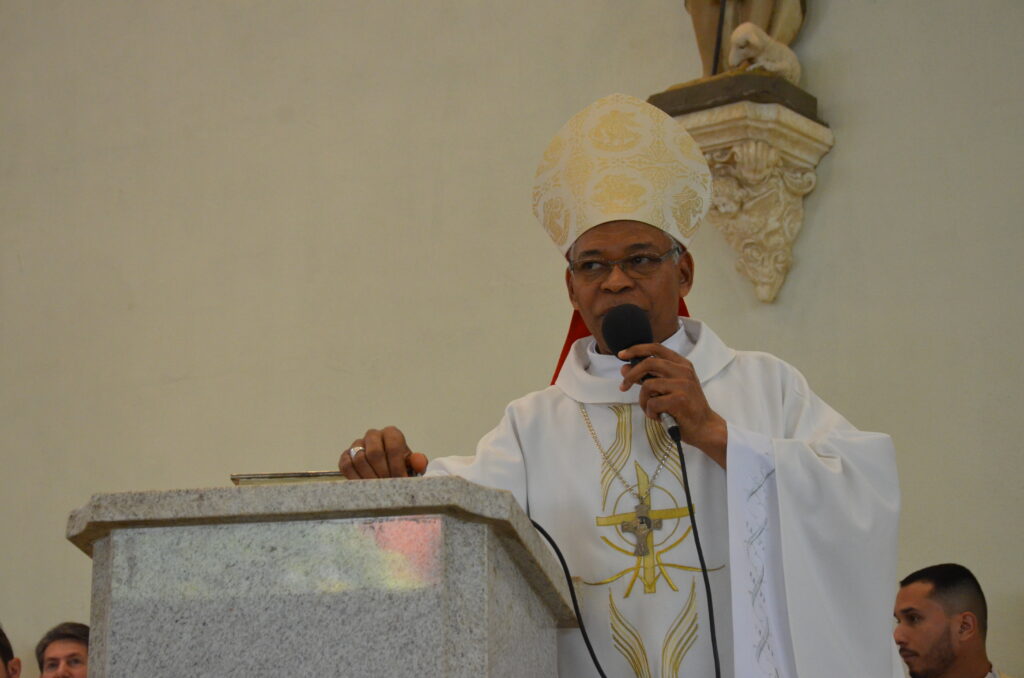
[[901, 563, 988, 636], [0, 623, 13, 664], [34, 622, 89, 671]]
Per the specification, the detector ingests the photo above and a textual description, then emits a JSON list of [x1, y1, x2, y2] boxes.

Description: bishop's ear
[[677, 250, 695, 297], [565, 267, 581, 310]]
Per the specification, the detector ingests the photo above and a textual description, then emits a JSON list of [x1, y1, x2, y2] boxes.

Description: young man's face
[[893, 582, 959, 678], [565, 220, 692, 353], [39, 640, 87, 678]]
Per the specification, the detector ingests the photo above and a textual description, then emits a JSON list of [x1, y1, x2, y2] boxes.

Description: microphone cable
[[530, 520, 608, 678], [666, 424, 722, 678]]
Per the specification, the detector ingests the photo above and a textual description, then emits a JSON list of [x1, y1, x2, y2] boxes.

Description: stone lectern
[[67, 476, 576, 677]]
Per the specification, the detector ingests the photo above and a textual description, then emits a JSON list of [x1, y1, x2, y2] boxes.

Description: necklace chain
[[578, 403, 667, 503]]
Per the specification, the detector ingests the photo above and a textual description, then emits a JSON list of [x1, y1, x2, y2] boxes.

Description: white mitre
[[532, 93, 712, 255]]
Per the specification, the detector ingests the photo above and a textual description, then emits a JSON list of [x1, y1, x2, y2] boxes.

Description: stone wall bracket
[[653, 86, 834, 302]]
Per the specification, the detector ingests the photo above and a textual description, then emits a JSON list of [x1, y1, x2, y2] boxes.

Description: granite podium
[[67, 476, 577, 677]]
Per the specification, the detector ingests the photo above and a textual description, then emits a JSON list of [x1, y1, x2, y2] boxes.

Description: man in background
[[0, 625, 21, 678], [895, 563, 1014, 678], [34, 623, 88, 678]]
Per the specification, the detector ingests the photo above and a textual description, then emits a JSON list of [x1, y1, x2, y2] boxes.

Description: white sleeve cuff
[[726, 421, 776, 475], [726, 421, 797, 678]]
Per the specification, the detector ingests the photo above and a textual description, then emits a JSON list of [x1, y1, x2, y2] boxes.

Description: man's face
[[893, 582, 959, 678], [39, 640, 87, 678], [565, 220, 693, 353]]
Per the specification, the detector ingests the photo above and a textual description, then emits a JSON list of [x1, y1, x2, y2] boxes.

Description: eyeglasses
[[568, 245, 682, 283]]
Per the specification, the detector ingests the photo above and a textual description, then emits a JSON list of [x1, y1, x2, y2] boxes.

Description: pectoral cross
[[596, 462, 691, 594], [619, 500, 660, 557]]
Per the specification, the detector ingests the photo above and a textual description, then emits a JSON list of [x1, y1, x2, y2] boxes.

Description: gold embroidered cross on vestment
[[595, 463, 692, 594]]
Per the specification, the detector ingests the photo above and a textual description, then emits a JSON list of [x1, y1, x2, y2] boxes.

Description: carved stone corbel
[[674, 101, 834, 302]]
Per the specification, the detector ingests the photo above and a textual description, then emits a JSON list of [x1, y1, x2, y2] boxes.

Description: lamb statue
[[728, 21, 802, 86]]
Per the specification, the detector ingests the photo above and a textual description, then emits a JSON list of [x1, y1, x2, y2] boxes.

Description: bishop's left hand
[[617, 343, 728, 469]]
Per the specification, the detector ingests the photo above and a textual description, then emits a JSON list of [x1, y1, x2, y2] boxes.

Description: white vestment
[[427, 318, 902, 678]]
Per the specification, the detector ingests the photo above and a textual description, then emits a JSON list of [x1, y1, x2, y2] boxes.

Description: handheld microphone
[[601, 304, 681, 441]]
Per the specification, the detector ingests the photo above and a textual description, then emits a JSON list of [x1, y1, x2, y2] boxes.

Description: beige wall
[[1, 0, 1020, 673]]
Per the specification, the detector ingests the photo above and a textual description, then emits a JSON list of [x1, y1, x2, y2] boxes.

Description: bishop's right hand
[[338, 426, 429, 479]]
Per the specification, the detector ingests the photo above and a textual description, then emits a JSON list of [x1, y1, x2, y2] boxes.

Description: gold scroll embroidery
[[590, 408, 718, 676], [599, 405, 632, 510], [591, 173, 647, 214], [589, 110, 643, 152], [644, 416, 683, 489], [609, 579, 700, 678], [661, 579, 700, 677], [609, 590, 652, 678], [540, 196, 570, 246]]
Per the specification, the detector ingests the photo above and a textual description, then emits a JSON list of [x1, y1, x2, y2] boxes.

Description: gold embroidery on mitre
[[661, 578, 700, 677], [537, 136, 565, 176], [591, 173, 647, 215], [673, 127, 708, 163], [564, 148, 593, 198], [609, 591, 653, 678], [671, 185, 704, 238], [531, 93, 712, 254], [588, 109, 643, 152], [541, 196, 570, 247]]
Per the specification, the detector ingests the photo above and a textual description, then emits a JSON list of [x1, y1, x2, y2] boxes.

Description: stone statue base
[[649, 75, 833, 302], [650, 71, 822, 125]]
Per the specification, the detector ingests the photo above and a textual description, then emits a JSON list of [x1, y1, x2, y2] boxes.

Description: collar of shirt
[[555, 316, 735, 404], [583, 318, 696, 380]]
